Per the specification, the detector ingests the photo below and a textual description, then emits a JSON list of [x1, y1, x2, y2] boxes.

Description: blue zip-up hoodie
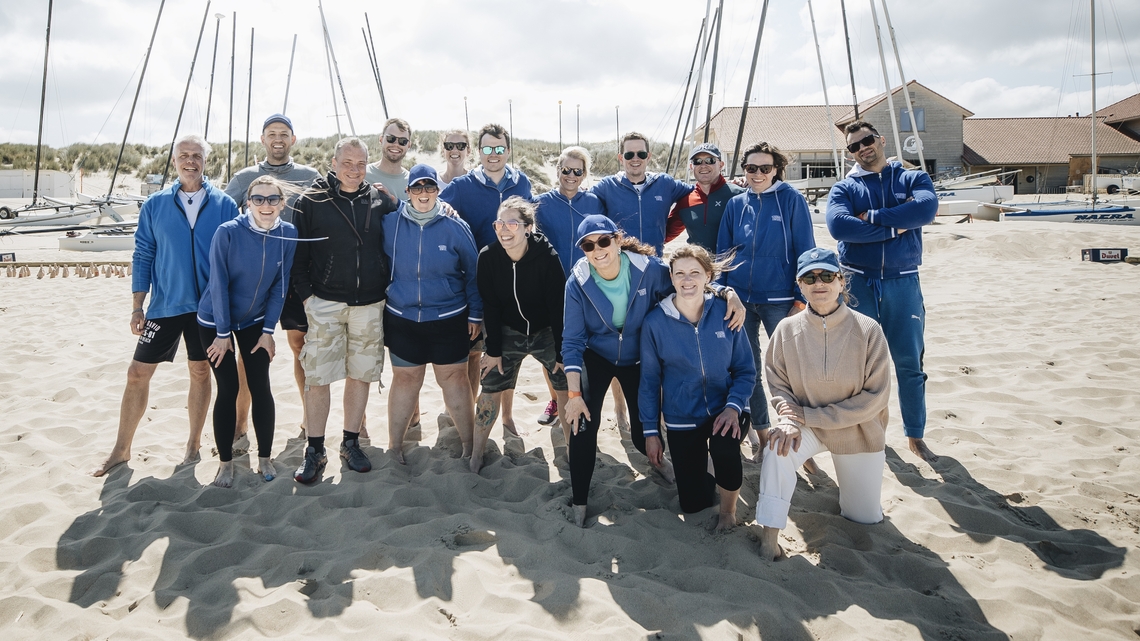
[[591, 172, 693, 254], [133, 178, 240, 319], [716, 180, 816, 305], [534, 189, 605, 275], [382, 202, 483, 324], [562, 250, 672, 372], [638, 294, 756, 436], [439, 164, 532, 250], [825, 161, 937, 278], [197, 213, 298, 337]]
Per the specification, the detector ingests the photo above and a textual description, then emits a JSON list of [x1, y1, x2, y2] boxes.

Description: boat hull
[[59, 231, 136, 252]]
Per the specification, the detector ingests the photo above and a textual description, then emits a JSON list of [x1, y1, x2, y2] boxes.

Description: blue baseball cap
[[796, 247, 841, 278], [262, 113, 293, 132], [407, 163, 440, 187], [575, 215, 620, 246], [688, 142, 722, 160]]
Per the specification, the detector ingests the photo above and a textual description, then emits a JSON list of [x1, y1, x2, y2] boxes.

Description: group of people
[[92, 111, 939, 560]]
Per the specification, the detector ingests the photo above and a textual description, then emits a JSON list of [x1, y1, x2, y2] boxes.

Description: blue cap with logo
[[407, 163, 440, 187], [575, 215, 620, 246], [688, 142, 722, 161], [262, 113, 293, 132], [796, 247, 841, 278]]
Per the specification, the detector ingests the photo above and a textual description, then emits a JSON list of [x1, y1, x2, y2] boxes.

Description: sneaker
[[537, 400, 558, 425], [340, 438, 372, 473], [294, 446, 327, 484]]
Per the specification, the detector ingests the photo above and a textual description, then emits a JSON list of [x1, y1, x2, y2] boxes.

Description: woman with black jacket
[[472, 196, 569, 473]]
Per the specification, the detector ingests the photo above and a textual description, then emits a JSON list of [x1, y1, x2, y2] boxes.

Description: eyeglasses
[[385, 134, 410, 146], [742, 164, 776, 175], [691, 157, 719, 166], [407, 183, 439, 195], [481, 145, 507, 155], [845, 134, 878, 154], [798, 271, 840, 285], [579, 235, 614, 252], [492, 220, 524, 231], [443, 141, 468, 151], [622, 150, 649, 160], [560, 167, 584, 176], [248, 194, 283, 206]]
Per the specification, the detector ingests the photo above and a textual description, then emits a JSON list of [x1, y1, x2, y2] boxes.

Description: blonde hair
[[558, 146, 592, 175], [668, 244, 737, 290]]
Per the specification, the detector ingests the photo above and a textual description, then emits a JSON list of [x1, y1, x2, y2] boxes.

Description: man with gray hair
[[94, 134, 240, 476], [290, 136, 398, 483]]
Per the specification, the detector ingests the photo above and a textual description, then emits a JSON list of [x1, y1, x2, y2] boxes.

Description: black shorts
[[278, 285, 308, 332], [385, 311, 469, 367], [133, 312, 208, 363]]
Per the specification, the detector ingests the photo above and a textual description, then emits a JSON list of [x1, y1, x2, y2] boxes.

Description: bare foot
[[231, 434, 250, 457], [181, 445, 201, 466], [470, 452, 484, 474], [391, 448, 406, 465], [460, 443, 473, 459], [716, 511, 737, 532], [359, 425, 370, 440], [212, 461, 234, 488], [296, 424, 307, 440], [802, 457, 820, 475], [615, 414, 630, 433], [655, 458, 676, 484], [92, 452, 130, 477], [909, 437, 939, 462], [258, 457, 277, 481], [759, 526, 783, 562], [573, 504, 587, 528]]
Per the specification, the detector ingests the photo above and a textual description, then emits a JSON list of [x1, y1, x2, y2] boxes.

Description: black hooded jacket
[[476, 231, 566, 358]]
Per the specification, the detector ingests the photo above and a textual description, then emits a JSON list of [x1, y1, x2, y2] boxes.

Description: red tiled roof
[[1096, 93, 1140, 124], [962, 117, 1140, 165], [836, 80, 973, 125], [702, 105, 842, 155]]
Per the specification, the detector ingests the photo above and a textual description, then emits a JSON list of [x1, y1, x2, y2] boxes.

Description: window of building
[[900, 107, 925, 132]]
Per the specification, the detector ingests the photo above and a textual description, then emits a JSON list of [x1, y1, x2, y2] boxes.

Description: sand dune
[[0, 220, 1137, 639]]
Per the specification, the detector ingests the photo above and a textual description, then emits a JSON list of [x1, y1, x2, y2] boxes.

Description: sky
[[2, 0, 1139, 149]]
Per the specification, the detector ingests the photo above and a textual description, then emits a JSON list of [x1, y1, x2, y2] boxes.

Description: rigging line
[[93, 56, 145, 144], [1107, 0, 1137, 88], [50, 58, 67, 147], [5, 74, 34, 142], [1053, 0, 1081, 117], [1098, 0, 1115, 106]]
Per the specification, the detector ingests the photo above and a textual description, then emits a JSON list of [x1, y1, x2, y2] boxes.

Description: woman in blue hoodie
[[563, 215, 745, 527], [716, 142, 815, 450], [639, 245, 755, 529], [197, 176, 298, 488]]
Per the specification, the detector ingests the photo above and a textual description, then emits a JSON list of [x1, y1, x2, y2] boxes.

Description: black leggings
[[569, 349, 648, 505], [666, 414, 750, 514], [198, 323, 275, 461]]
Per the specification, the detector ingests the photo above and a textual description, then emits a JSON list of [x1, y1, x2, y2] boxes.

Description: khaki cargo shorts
[[301, 296, 385, 387]]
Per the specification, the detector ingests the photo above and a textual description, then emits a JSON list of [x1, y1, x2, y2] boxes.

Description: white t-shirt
[[178, 188, 205, 228]]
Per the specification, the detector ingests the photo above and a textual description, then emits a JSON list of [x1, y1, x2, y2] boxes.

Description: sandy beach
[[0, 220, 1137, 640]]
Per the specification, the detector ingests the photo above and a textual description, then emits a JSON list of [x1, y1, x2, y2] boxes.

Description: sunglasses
[[845, 134, 878, 154], [407, 183, 439, 195], [385, 134, 410, 146], [742, 164, 776, 175], [248, 194, 282, 206], [691, 156, 719, 166], [443, 141, 468, 151], [622, 150, 649, 160], [492, 220, 524, 231], [481, 145, 507, 155], [798, 271, 840, 285], [560, 167, 584, 176], [579, 235, 614, 252]]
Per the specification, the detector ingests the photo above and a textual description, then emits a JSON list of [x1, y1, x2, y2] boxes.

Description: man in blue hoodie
[[94, 135, 240, 477], [825, 120, 939, 462]]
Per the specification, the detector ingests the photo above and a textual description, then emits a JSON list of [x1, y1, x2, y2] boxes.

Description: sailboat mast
[[702, 0, 725, 143], [869, 0, 903, 163], [840, 0, 859, 119], [32, 0, 53, 204], [365, 14, 389, 120], [729, 0, 770, 178], [227, 12, 235, 182], [808, 0, 841, 179], [161, 1, 212, 188], [109, 0, 166, 198], [666, 18, 706, 175], [203, 13, 223, 141], [244, 27, 254, 167], [881, 0, 926, 171], [1090, 0, 1098, 205], [318, 1, 355, 135], [283, 34, 297, 114], [690, 0, 713, 144]]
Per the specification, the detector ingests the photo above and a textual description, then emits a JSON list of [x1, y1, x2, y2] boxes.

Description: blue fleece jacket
[[382, 203, 483, 324], [591, 172, 693, 253], [132, 178, 240, 319], [638, 294, 756, 436], [439, 165, 532, 250], [534, 189, 605, 275], [197, 213, 298, 337], [825, 161, 938, 278], [716, 180, 816, 305], [562, 251, 672, 372]]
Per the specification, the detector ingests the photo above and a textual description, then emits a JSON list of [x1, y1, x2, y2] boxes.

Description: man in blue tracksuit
[[590, 131, 693, 255], [826, 120, 939, 462], [95, 134, 240, 477]]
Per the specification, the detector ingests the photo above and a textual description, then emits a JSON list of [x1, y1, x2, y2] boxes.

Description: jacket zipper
[[415, 222, 424, 322], [693, 318, 711, 416], [822, 314, 829, 379], [237, 228, 268, 326], [174, 190, 203, 298], [511, 262, 530, 335]]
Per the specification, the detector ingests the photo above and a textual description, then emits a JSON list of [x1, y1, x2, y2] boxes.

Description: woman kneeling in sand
[[198, 176, 298, 487], [757, 247, 891, 560]]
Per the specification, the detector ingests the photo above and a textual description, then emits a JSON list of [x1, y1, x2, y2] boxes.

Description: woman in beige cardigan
[[757, 247, 892, 561]]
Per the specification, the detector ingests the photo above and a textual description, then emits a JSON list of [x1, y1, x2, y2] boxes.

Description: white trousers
[[755, 426, 886, 529]]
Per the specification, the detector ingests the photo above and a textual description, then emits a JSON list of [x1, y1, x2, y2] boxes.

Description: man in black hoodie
[[290, 137, 397, 483]]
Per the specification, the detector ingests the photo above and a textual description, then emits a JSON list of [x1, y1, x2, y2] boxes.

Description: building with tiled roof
[[1096, 93, 1140, 141]]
